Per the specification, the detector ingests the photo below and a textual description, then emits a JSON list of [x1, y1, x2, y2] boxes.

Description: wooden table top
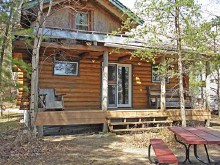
[[168, 127, 220, 145]]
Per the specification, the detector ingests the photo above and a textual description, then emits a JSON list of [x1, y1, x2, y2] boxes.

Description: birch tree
[[29, 0, 53, 131], [209, 17, 220, 116], [130, 0, 204, 126]]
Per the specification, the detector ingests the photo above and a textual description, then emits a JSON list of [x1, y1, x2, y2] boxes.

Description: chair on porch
[[38, 88, 66, 111]]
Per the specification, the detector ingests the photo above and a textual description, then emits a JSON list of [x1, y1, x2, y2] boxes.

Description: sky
[[118, 0, 220, 20]]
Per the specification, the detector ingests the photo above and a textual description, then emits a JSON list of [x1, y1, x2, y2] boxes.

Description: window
[[54, 61, 78, 76], [151, 65, 170, 83], [75, 12, 89, 30]]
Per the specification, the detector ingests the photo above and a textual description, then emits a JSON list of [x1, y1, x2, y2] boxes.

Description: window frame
[[54, 60, 79, 76], [151, 64, 170, 83], [75, 11, 89, 31]]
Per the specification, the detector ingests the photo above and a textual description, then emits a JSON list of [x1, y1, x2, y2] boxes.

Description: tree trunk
[[29, 0, 43, 130], [161, 76, 166, 110], [0, 3, 13, 117], [217, 68, 220, 117], [175, 1, 186, 127], [160, 57, 166, 111], [205, 62, 211, 110], [29, 0, 53, 131], [0, 95, 3, 117], [102, 51, 108, 132]]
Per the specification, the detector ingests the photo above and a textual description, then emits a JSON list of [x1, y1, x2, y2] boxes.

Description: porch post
[[102, 51, 108, 132]]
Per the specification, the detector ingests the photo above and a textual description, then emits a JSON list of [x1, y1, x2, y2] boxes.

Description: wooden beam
[[79, 52, 90, 59], [166, 109, 211, 121], [44, 42, 109, 52], [35, 111, 106, 126], [118, 55, 131, 62], [13, 40, 132, 54], [98, 55, 103, 61]]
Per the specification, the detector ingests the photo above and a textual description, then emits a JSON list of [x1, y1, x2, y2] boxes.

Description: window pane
[[118, 66, 129, 104], [54, 62, 66, 75], [152, 65, 160, 82], [152, 65, 170, 83], [66, 63, 77, 75], [108, 65, 117, 83], [108, 85, 117, 107], [54, 61, 78, 76], [76, 13, 88, 25]]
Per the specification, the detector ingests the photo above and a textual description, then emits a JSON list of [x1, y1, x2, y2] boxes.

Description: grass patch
[[127, 128, 182, 149], [0, 112, 22, 132]]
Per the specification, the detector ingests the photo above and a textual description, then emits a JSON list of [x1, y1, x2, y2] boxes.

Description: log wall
[[39, 51, 101, 111], [14, 48, 180, 110], [13, 52, 31, 110], [123, 59, 178, 109], [38, 50, 178, 110]]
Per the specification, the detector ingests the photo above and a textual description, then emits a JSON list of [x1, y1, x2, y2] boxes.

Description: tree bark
[[205, 62, 211, 111], [175, 1, 186, 127], [29, 0, 53, 131], [102, 51, 108, 132], [213, 24, 220, 117], [160, 56, 166, 111], [217, 69, 220, 117], [0, 2, 13, 117]]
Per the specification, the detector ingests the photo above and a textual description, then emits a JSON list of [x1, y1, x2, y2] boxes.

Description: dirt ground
[[1, 112, 220, 165]]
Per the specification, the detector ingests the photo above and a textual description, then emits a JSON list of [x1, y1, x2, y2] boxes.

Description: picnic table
[[168, 126, 220, 164]]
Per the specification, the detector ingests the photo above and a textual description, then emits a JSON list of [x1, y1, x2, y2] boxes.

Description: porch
[[35, 109, 211, 132]]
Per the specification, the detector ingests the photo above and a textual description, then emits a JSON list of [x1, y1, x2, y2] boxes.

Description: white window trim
[[152, 64, 170, 83], [106, 63, 132, 108], [54, 60, 78, 76], [75, 12, 89, 30]]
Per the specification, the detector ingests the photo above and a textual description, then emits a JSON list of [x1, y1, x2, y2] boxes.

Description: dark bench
[[148, 139, 178, 164], [146, 86, 192, 109]]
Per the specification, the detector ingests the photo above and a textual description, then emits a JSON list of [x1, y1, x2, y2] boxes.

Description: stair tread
[[109, 120, 173, 126], [107, 115, 168, 119], [111, 127, 163, 132]]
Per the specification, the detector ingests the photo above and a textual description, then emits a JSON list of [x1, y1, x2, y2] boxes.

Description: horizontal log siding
[[15, 48, 179, 110], [39, 55, 101, 111], [124, 60, 178, 109], [14, 52, 31, 110], [39, 52, 179, 110]]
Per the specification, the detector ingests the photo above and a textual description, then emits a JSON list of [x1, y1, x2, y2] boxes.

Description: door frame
[[107, 63, 132, 108]]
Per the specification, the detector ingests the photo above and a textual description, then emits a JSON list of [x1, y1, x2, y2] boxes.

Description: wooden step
[[111, 127, 163, 133], [107, 115, 168, 119], [109, 120, 173, 126]]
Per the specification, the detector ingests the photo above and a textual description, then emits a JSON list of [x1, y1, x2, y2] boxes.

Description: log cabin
[[13, 0, 211, 134]]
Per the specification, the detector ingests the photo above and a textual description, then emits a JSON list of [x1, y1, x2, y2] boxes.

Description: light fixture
[[92, 59, 96, 63], [138, 62, 142, 65], [85, 41, 92, 46]]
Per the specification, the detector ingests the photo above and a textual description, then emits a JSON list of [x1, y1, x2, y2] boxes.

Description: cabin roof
[[23, 0, 143, 25]]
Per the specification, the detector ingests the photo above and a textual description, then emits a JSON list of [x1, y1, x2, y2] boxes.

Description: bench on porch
[[38, 88, 66, 111], [146, 86, 192, 109], [148, 139, 178, 165]]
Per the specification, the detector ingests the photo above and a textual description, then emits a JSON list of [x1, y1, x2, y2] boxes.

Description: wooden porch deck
[[35, 109, 211, 127]]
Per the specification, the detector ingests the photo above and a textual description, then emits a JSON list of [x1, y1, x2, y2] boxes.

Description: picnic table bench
[[148, 139, 178, 164]]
